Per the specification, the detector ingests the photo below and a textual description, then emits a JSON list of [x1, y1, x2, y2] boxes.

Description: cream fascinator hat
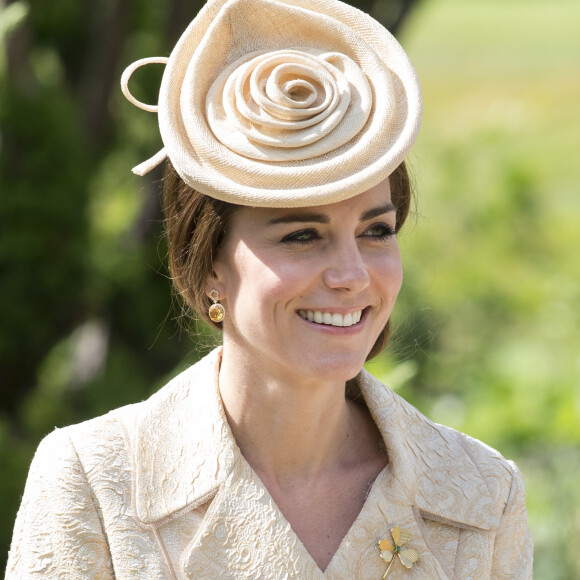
[[121, 0, 422, 207]]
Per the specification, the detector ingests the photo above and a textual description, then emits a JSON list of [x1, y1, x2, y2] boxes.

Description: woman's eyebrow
[[266, 203, 396, 226], [360, 203, 396, 221], [266, 212, 330, 225]]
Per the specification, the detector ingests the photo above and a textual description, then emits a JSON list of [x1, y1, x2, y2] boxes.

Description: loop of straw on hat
[[121, 0, 422, 208]]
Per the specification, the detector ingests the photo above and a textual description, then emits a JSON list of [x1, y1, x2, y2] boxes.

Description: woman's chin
[[298, 352, 369, 385]]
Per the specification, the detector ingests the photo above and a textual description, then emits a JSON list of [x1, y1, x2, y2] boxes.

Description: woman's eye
[[361, 223, 396, 239], [281, 228, 320, 244]]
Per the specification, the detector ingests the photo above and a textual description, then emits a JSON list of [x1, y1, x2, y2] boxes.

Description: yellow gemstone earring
[[208, 289, 225, 323]]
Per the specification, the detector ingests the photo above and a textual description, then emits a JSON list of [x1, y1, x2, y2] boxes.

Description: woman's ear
[[206, 241, 232, 302], [205, 267, 225, 301]]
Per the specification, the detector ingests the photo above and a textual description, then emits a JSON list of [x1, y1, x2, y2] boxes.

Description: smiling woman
[[211, 179, 402, 387], [6, 0, 532, 578], [164, 160, 412, 364]]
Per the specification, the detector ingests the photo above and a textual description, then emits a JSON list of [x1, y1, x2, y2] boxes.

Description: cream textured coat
[[7, 349, 533, 579]]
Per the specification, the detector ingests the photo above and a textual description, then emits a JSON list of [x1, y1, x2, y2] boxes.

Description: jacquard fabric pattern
[[6, 348, 533, 578]]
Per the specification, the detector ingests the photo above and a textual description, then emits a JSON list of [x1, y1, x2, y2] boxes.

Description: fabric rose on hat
[[205, 48, 372, 161], [122, 0, 422, 207]]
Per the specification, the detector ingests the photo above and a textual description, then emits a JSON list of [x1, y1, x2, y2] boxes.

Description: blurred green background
[[1, 0, 578, 576]]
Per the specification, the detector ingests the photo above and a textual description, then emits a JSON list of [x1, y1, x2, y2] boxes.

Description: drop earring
[[208, 289, 225, 323]]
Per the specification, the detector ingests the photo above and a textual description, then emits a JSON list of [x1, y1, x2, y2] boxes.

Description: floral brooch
[[378, 526, 419, 578]]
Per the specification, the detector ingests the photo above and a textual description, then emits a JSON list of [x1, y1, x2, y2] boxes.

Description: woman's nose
[[322, 239, 370, 293]]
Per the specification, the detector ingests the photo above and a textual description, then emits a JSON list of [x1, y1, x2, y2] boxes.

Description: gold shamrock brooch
[[378, 525, 419, 578]]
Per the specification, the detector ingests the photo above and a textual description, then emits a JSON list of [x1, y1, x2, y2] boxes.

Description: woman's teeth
[[298, 309, 362, 327]]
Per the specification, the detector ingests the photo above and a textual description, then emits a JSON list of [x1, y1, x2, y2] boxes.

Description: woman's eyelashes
[[361, 222, 396, 240], [280, 228, 320, 245], [280, 222, 395, 245]]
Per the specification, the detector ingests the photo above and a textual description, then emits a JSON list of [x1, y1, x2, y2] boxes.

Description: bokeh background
[[1, 0, 578, 576]]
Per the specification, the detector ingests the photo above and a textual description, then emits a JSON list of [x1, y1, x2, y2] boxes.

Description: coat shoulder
[[35, 356, 203, 476], [435, 417, 517, 486]]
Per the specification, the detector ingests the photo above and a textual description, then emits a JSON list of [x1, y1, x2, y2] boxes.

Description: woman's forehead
[[243, 178, 393, 223]]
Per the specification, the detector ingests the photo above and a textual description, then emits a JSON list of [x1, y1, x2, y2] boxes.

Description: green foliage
[[0, 0, 204, 566], [0, 2, 29, 59]]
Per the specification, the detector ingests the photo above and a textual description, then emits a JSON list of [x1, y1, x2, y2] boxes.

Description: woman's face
[[209, 179, 402, 384]]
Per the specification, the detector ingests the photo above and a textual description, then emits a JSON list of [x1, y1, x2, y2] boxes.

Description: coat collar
[[357, 370, 501, 531], [131, 348, 500, 530], [131, 348, 237, 524]]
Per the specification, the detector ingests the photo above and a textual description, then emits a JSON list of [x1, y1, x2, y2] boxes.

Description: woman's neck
[[218, 344, 362, 487]]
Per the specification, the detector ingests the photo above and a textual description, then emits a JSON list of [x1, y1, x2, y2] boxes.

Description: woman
[[7, 0, 533, 577]]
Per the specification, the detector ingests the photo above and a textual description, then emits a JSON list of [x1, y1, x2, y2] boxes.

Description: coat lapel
[[323, 466, 451, 579], [358, 369, 503, 531], [131, 348, 237, 524], [358, 370, 503, 578], [181, 457, 322, 579]]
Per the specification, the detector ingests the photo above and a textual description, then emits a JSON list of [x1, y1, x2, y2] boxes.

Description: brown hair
[[163, 160, 413, 360]]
